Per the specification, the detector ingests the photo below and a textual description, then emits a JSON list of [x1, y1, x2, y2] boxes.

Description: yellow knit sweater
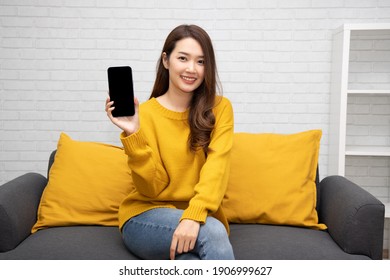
[[118, 96, 234, 233]]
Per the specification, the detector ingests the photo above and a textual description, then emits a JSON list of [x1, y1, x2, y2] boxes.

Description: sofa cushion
[[31, 133, 133, 233], [228, 224, 369, 260], [0, 226, 137, 260], [222, 130, 326, 230]]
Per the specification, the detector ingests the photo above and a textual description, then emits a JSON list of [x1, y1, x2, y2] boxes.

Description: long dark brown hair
[[149, 24, 222, 153]]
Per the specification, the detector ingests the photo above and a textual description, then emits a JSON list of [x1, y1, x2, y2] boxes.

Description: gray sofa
[[0, 151, 385, 260]]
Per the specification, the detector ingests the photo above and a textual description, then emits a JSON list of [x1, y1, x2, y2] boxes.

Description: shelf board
[[346, 146, 390, 157], [347, 89, 390, 95], [334, 23, 390, 35], [343, 23, 390, 31]]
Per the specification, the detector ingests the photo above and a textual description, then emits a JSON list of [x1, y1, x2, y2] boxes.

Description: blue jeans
[[121, 208, 235, 260]]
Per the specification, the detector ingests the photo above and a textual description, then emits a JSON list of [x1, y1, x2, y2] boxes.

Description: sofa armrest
[[0, 173, 47, 252], [319, 175, 385, 260]]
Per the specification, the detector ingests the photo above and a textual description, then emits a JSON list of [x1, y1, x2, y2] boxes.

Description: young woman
[[105, 24, 235, 260]]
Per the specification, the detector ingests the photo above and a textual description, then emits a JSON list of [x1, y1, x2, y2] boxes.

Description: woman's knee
[[197, 217, 235, 260], [121, 211, 178, 259], [201, 217, 229, 241]]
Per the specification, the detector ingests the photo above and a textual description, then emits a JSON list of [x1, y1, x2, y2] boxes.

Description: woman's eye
[[178, 56, 187, 61], [198, 60, 205, 65]]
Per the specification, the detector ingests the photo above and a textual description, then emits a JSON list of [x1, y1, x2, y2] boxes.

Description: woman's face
[[163, 37, 205, 95]]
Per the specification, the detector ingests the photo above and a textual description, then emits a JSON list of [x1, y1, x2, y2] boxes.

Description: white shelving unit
[[329, 23, 390, 259], [329, 23, 390, 175]]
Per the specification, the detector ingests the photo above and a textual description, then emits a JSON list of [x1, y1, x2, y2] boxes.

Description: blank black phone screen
[[107, 66, 135, 117]]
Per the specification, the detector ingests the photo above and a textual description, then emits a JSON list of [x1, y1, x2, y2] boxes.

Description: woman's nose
[[186, 62, 196, 72]]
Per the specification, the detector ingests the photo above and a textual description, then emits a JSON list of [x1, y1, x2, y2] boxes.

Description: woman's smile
[[181, 75, 197, 84]]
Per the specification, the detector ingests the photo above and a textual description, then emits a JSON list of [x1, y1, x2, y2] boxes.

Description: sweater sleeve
[[120, 129, 169, 198], [180, 98, 234, 223]]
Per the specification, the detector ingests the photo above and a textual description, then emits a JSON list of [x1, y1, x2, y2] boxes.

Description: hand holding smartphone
[[107, 66, 135, 117]]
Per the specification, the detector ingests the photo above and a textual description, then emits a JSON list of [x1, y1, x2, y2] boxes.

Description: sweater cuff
[[120, 129, 147, 154], [180, 204, 208, 224]]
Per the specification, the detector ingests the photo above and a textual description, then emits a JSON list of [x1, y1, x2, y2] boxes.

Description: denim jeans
[[121, 208, 235, 260]]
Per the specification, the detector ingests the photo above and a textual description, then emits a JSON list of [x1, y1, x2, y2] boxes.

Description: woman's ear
[[162, 52, 169, 69]]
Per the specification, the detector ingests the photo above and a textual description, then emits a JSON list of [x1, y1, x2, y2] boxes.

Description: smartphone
[[107, 66, 135, 117]]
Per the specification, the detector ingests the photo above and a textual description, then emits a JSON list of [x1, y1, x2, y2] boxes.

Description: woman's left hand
[[170, 219, 200, 260]]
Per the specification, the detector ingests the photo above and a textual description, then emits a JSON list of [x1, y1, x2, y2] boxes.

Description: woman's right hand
[[105, 96, 140, 136]]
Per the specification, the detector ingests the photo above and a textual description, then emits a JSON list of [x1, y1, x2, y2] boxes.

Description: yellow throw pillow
[[222, 130, 327, 230], [32, 133, 133, 233]]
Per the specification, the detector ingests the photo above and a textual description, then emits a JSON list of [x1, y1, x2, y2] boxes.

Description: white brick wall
[[1, 1, 390, 185], [347, 95, 390, 148], [349, 30, 390, 90]]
